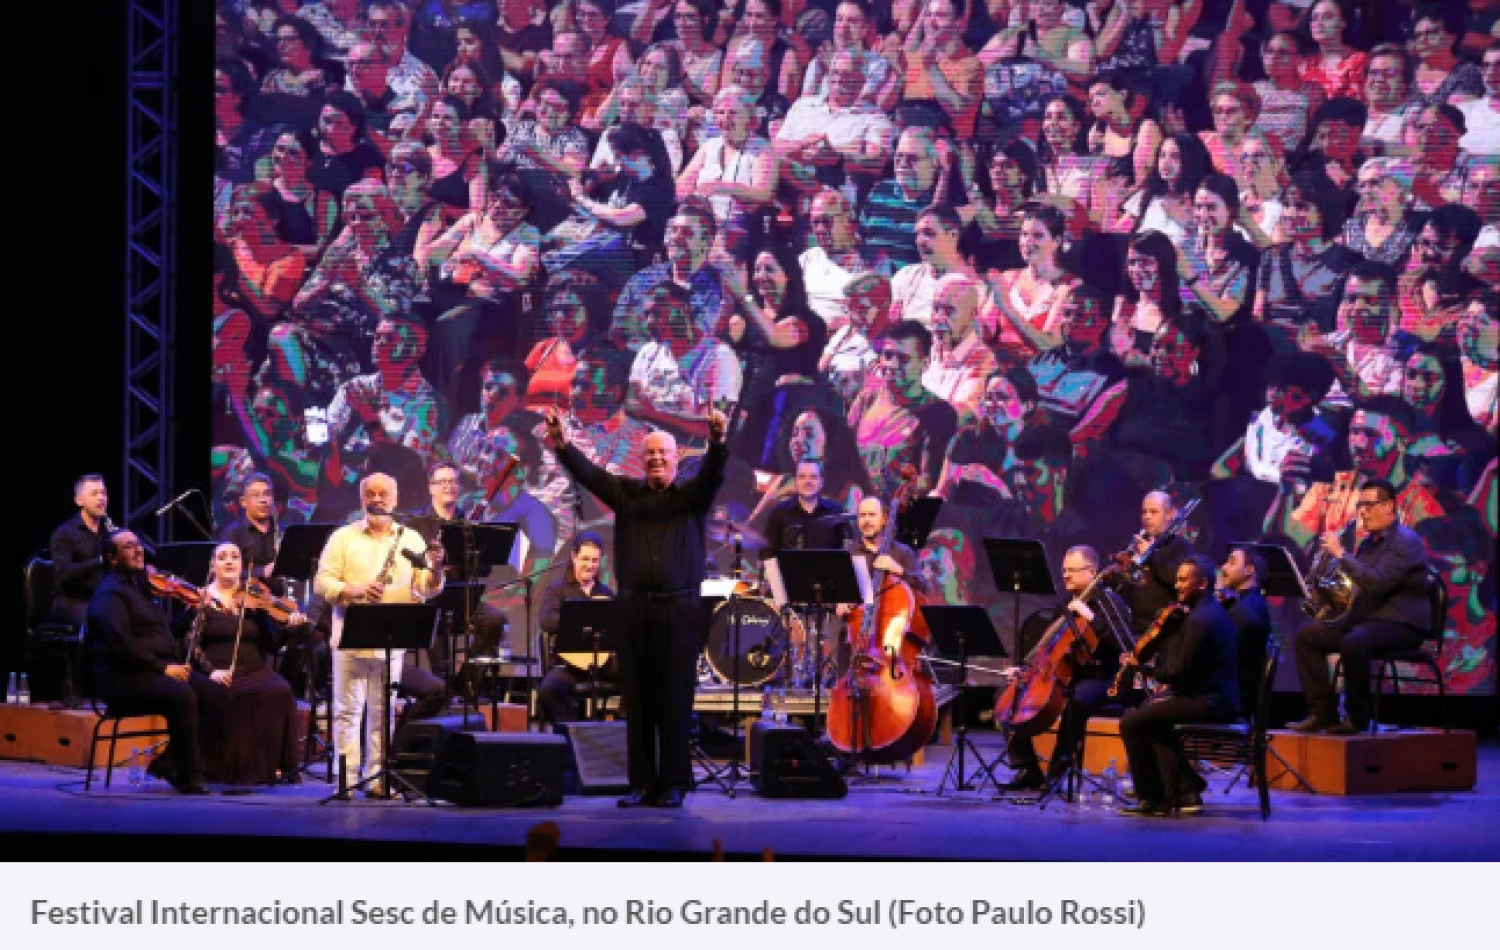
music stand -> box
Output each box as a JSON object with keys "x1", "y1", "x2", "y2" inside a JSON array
[
  {"x1": 774, "y1": 548, "x2": 871, "y2": 766},
  {"x1": 440, "y1": 522, "x2": 517, "y2": 705},
  {"x1": 555, "y1": 598, "x2": 620, "y2": 723},
  {"x1": 428, "y1": 581, "x2": 487, "y2": 726},
  {"x1": 152, "y1": 542, "x2": 217, "y2": 586},
  {"x1": 981, "y1": 538, "x2": 1057, "y2": 771},
  {"x1": 319, "y1": 603, "x2": 440, "y2": 805},
  {"x1": 896, "y1": 497, "x2": 943, "y2": 552},
  {"x1": 922, "y1": 605, "x2": 1009, "y2": 795}
]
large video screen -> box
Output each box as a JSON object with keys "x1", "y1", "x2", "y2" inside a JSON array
[{"x1": 211, "y1": 1, "x2": 1495, "y2": 696}]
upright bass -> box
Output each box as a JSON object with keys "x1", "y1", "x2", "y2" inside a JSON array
[{"x1": 826, "y1": 469, "x2": 938, "y2": 764}]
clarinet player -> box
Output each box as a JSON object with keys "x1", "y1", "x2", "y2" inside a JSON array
[{"x1": 314, "y1": 473, "x2": 444, "y2": 796}]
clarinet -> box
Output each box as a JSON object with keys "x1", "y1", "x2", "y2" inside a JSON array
[{"x1": 366, "y1": 525, "x2": 407, "y2": 602}]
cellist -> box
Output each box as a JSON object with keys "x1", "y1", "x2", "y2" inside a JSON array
[
  {"x1": 1000, "y1": 545, "x2": 1134, "y2": 793},
  {"x1": 833, "y1": 496, "x2": 930, "y2": 665}
]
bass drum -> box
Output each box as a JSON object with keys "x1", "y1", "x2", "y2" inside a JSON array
[{"x1": 704, "y1": 598, "x2": 793, "y2": 686}]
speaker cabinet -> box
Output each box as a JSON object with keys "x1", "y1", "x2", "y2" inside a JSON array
[
  {"x1": 391, "y1": 715, "x2": 468, "y2": 790},
  {"x1": 556, "y1": 721, "x2": 630, "y2": 794},
  {"x1": 426, "y1": 732, "x2": 567, "y2": 807},
  {"x1": 750, "y1": 721, "x2": 846, "y2": 799}
]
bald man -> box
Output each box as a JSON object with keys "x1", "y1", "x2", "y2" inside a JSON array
[
  {"x1": 1119, "y1": 491, "x2": 1194, "y2": 635},
  {"x1": 545, "y1": 407, "x2": 729, "y2": 808},
  {"x1": 922, "y1": 274, "x2": 998, "y2": 422},
  {"x1": 315, "y1": 472, "x2": 445, "y2": 797}
]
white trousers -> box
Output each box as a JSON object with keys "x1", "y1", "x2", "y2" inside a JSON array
[{"x1": 332, "y1": 650, "x2": 403, "y2": 788}]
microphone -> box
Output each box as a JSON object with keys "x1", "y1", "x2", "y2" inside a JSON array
[
  {"x1": 733, "y1": 527, "x2": 743, "y2": 579},
  {"x1": 154, "y1": 489, "x2": 197, "y2": 518},
  {"x1": 401, "y1": 549, "x2": 428, "y2": 570}
]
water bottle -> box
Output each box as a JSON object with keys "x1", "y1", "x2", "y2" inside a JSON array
[
  {"x1": 1119, "y1": 770, "x2": 1135, "y2": 801},
  {"x1": 17, "y1": 674, "x2": 29, "y2": 706},
  {"x1": 1074, "y1": 772, "x2": 1095, "y2": 813},
  {"x1": 760, "y1": 686, "x2": 774, "y2": 721},
  {"x1": 774, "y1": 685, "x2": 788, "y2": 724},
  {"x1": 1101, "y1": 758, "x2": 1119, "y2": 810},
  {"x1": 128, "y1": 748, "x2": 144, "y2": 788},
  {"x1": 497, "y1": 640, "x2": 513, "y2": 663},
  {"x1": 4, "y1": 673, "x2": 15, "y2": 705}
]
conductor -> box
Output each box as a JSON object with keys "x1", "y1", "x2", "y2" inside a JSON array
[{"x1": 544, "y1": 405, "x2": 729, "y2": 809}]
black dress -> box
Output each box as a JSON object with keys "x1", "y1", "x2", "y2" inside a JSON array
[{"x1": 192, "y1": 605, "x2": 300, "y2": 785}]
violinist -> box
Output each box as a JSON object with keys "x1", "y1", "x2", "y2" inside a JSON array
[
  {"x1": 1118, "y1": 554, "x2": 1240, "y2": 818},
  {"x1": 187, "y1": 542, "x2": 306, "y2": 785},
  {"x1": 85, "y1": 530, "x2": 223, "y2": 794},
  {"x1": 1001, "y1": 546, "x2": 1132, "y2": 793},
  {"x1": 1218, "y1": 547, "x2": 1273, "y2": 717},
  {"x1": 1118, "y1": 491, "x2": 1194, "y2": 635}
]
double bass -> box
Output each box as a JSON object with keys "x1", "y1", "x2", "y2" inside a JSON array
[{"x1": 826, "y1": 469, "x2": 938, "y2": 764}]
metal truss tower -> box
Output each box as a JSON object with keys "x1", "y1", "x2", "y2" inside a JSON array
[{"x1": 123, "y1": 0, "x2": 177, "y2": 548}]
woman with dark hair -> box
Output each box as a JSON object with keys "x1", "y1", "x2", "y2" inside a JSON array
[
  {"x1": 718, "y1": 0, "x2": 803, "y2": 99},
  {"x1": 1459, "y1": 290, "x2": 1498, "y2": 434},
  {"x1": 573, "y1": 0, "x2": 635, "y2": 95},
  {"x1": 721, "y1": 239, "x2": 835, "y2": 474},
  {"x1": 932, "y1": 361, "x2": 1042, "y2": 508},
  {"x1": 549, "y1": 120, "x2": 678, "y2": 286},
  {"x1": 1295, "y1": 95, "x2": 1367, "y2": 195},
  {"x1": 223, "y1": 182, "x2": 310, "y2": 320},
  {"x1": 498, "y1": 77, "x2": 593, "y2": 231},
  {"x1": 1109, "y1": 315, "x2": 1217, "y2": 482},
  {"x1": 663, "y1": 0, "x2": 724, "y2": 107},
  {"x1": 261, "y1": 14, "x2": 340, "y2": 104},
  {"x1": 1036, "y1": 94, "x2": 1108, "y2": 226},
  {"x1": 987, "y1": 203, "x2": 1080, "y2": 356},
  {"x1": 1298, "y1": 0, "x2": 1368, "y2": 102},
  {"x1": 962, "y1": 138, "x2": 1039, "y2": 273},
  {"x1": 442, "y1": 58, "x2": 503, "y2": 131},
  {"x1": 1401, "y1": 341, "x2": 1494, "y2": 488},
  {"x1": 1408, "y1": 3, "x2": 1484, "y2": 109},
  {"x1": 266, "y1": 126, "x2": 328, "y2": 250},
  {"x1": 308, "y1": 91, "x2": 385, "y2": 217},
  {"x1": 1086, "y1": 69, "x2": 1163, "y2": 219},
  {"x1": 523, "y1": 271, "x2": 615, "y2": 413},
  {"x1": 1250, "y1": 30, "x2": 1324, "y2": 156},
  {"x1": 1111, "y1": 229, "x2": 1181, "y2": 369},
  {"x1": 1117, "y1": 131, "x2": 1212, "y2": 242},
  {"x1": 453, "y1": 17, "x2": 523, "y2": 119},
  {"x1": 426, "y1": 94, "x2": 490, "y2": 215},
  {"x1": 1252, "y1": 168, "x2": 1361, "y2": 342}
]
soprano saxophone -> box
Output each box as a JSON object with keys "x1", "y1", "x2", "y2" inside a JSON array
[{"x1": 366, "y1": 525, "x2": 407, "y2": 602}]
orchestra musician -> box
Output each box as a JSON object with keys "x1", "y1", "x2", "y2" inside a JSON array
[
  {"x1": 1119, "y1": 491, "x2": 1194, "y2": 633},
  {"x1": 1000, "y1": 545, "x2": 1132, "y2": 792},
  {"x1": 1289, "y1": 479, "x2": 1433, "y2": 735},
  {"x1": 841, "y1": 495, "x2": 930, "y2": 600},
  {"x1": 544, "y1": 406, "x2": 728, "y2": 810},
  {"x1": 219, "y1": 472, "x2": 279, "y2": 584},
  {"x1": 536, "y1": 532, "x2": 615, "y2": 725},
  {"x1": 1217, "y1": 546, "x2": 1274, "y2": 717},
  {"x1": 188, "y1": 541, "x2": 306, "y2": 785},
  {"x1": 1117, "y1": 554, "x2": 1240, "y2": 817},
  {"x1": 86, "y1": 530, "x2": 224, "y2": 794},
  {"x1": 313, "y1": 472, "x2": 444, "y2": 796},
  {"x1": 50, "y1": 473, "x2": 113, "y2": 627},
  {"x1": 762, "y1": 459, "x2": 850, "y2": 555}
]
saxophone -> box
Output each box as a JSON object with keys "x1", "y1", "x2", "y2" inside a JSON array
[
  {"x1": 1302, "y1": 515, "x2": 1360, "y2": 624},
  {"x1": 366, "y1": 525, "x2": 407, "y2": 602}
]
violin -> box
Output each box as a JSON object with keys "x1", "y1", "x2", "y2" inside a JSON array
[
  {"x1": 145, "y1": 566, "x2": 207, "y2": 607},
  {"x1": 241, "y1": 577, "x2": 302, "y2": 624},
  {"x1": 1108, "y1": 603, "x2": 1187, "y2": 698}
]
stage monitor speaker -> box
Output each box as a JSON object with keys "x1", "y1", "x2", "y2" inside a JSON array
[
  {"x1": 426, "y1": 732, "x2": 567, "y2": 807},
  {"x1": 391, "y1": 715, "x2": 469, "y2": 790},
  {"x1": 557, "y1": 721, "x2": 630, "y2": 794},
  {"x1": 750, "y1": 721, "x2": 846, "y2": 799}
]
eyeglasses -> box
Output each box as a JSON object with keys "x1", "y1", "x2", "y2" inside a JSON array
[
  {"x1": 429, "y1": 477, "x2": 459, "y2": 487},
  {"x1": 893, "y1": 153, "x2": 930, "y2": 166},
  {"x1": 1354, "y1": 499, "x2": 1391, "y2": 510},
  {"x1": 387, "y1": 162, "x2": 418, "y2": 176},
  {"x1": 1212, "y1": 105, "x2": 1244, "y2": 117}
]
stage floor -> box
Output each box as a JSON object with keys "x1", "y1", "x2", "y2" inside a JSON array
[{"x1": 3, "y1": 732, "x2": 1497, "y2": 861}]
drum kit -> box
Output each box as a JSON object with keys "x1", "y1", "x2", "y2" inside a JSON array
[{"x1": 699, "y1": 582, "x2": 831, "y2": 690}]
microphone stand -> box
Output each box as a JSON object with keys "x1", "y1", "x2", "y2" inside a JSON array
[
  {"x1": 487, "y1": 561, "x2": 565, "y2": 727},
  {"x1": 161, "y1": 493, "x2": 215, "y2": 542}
]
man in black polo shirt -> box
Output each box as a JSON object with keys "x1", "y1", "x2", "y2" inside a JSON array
[
  {"x1": 219, "y1": 472, "x2": 279, "y2": 584},
  {"x1": 545, "y1": 406, "x2": 728, "y2": 809},
  {"x1": 87, "y1": 531, "x2": 224, "y2": 794},
  {"x1": 763, "y1": 459, "x2": 848, "y2": 557},
  {"x1": 50, "y1": 473, "x2": 113, "y2": 627}
]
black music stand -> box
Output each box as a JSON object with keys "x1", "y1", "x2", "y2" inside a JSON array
[
  {"x1": 428, "y1": 581, "x2": 487, "y2": 726},
  {"x1": 440, "y1": 522, "x2": 517, "y2": 702},
  {"x1": 922, "y1": 605, "x2": 1008, "y2": 795},
  {"x1": 896, "y1": 497, "x2": 942, "y2": 552},
  {"x1": 152, "y1": 542, "x2": 217, "y2": 587},
  {"x1": 981, "y1": 538, "x2": 1057, "y2": 771},
  {"x1": 774, "y1": 548, "x2": 868, "y2": 766},
  {"x1": 319, "y1": 603, "x2": 440, "y2": 805},
  {"x1": 555, "y1": 598, "x2": 620, "y2": 723}
]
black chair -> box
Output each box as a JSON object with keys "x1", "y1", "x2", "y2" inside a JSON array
[
  {"x1": 22, "y1": 552, "x2": 83, "y2": 706},
  {"x1": 79, "y1": 628, "x2": 171, "y2": 791},
  {"x1": 1370, "y1": 564, "x2": 1449, "y2": 732},
  {"x1": 1172, "y1": 635, "x2": 1285, "y2": 821}
]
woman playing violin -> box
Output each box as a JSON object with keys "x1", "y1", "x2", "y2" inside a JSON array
[{"x1": 181, "y1": 542, "x2": 307, "y2": 785}]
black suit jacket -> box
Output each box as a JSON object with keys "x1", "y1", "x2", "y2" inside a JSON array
[
  {"x1": 1122, "y1": 534, "x2": 1192, "y2": 634},
  {"x1": 1340, "y1": 523, "x2": 1430, "y2": 631},
  {"x1": 1227, "y1": 587, "x2": 1273, "y2": 714}
]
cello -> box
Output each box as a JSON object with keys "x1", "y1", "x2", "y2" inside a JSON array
[
  {"x1": 992, "y1": 564, "x2": 1115, "y2": 737},
  {"x1": 826, "y1": 468, "x2": 938, "y2": 764}
]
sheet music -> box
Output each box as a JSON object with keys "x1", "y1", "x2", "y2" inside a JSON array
[
  {"x1": 852, "y1": 556, "x2": 874, "y2": 606},
  {"x1": 508, "y1": 529, "x2": 531, "y2": 572},
  {"x1": 700, "y1": 578, "x2": 741, "y2": 600},
  {"x1": 761, "y1": 558, "x2": 788, "y2": 608}
]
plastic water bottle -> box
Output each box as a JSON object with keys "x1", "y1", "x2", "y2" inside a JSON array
[
  {"x1": 17, "y1": 674, "x2": 29, "y2": 706},
  {"x1": 774, "y1": 685, "x2": 788, "y2": 724},
  {"x1": 497, "y1": 641, "x2": 513, "y2": 663},
  {"x1": 1101, "y1": 758, "x2": 1120, "y2": 810},
  {"x1": 128, "y1": 748, "x2": 144, "y2": 788},
  {"x1": 4, "y1": 673, "x2": 16, "y2": 705},
  {"x1": 1074, "y1": 772, "x2": 1095, "y2": 812},
  {"x1": 760, "y1": 686, "x2": 774, "y2": 721}
]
